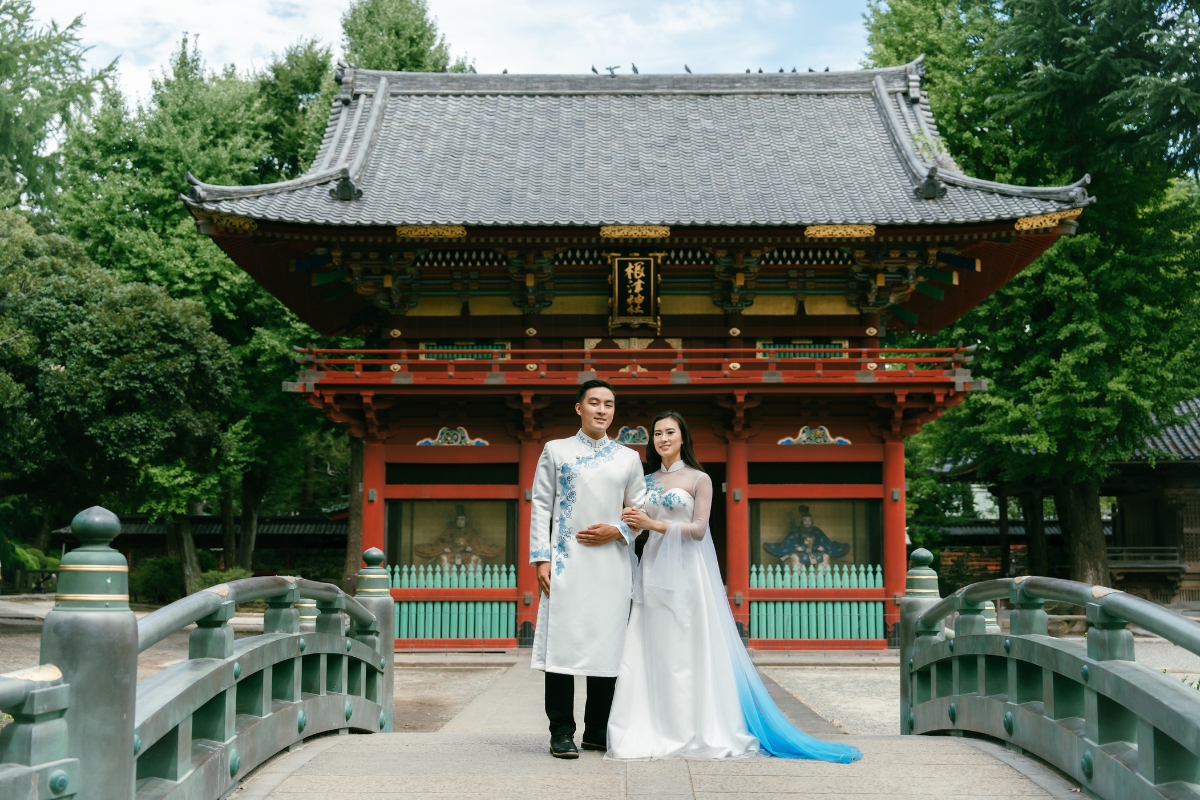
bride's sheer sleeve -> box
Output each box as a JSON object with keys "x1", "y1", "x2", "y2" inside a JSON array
[{"x1": 665, "y1": 471, "x2": 711, "y2": 541}]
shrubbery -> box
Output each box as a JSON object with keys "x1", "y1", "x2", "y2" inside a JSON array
[{"x1": 130, "y1": 557, "x2": 184, "y2": 603}]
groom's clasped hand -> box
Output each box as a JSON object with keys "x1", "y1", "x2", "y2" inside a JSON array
[{"x1": 574, "y1": 523, "x2": 624, "y2": 546}]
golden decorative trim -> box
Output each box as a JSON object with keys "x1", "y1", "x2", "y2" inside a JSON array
[
  {"x1": 206, "y1": 585, "x2": 231, "y2": 597},
  {"x1": 599, "y1": 225, "x2": 670, "y2": 239},
  {"x1": 805, "y1": 224, "x2": 876, "y2": 239},
  {"x1": 56, "y1": 594, "x2": 130, "y2": 602},
  {"x1": 209, "y1": 213, "x2": 258, "y2": 232},
  {"x1": 1014, "y1": 208, "x2": 1082, "y2": 231},
  {"x1": 58, "y1": 564, "x2": 129, "y2": 573},
  {"x1": 395, "y1": 225, "x2": 467, "y2": 239},
  {"x1": 1013, "y1": 575, "x2": 1029, "y2": 584},
  {"x1": 1091, "y1": 585, "x2": 1118, "y2": 599},
  {"x1": 354, "y1": 588, "x2": 392, "y2": 595}
]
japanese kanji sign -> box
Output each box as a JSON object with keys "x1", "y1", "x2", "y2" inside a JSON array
[{"x1": 607, "y1": 253, "x2": 661, "y2": 333}]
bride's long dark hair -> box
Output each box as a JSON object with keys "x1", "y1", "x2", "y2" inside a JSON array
[{"x1": 645, "y1": 410, "x2": 704, "y2": 473}]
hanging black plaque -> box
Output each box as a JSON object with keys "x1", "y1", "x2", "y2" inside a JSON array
[{"x1": 607, "y1": 253, "x2": 662, "y2": 334}]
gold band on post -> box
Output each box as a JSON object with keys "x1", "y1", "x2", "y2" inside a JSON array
[
  {"x1": 57, "y1": 564, "x2": 129, "y2": 573},
  {"x1": 55, "y1": 594, "x2": 130, "y2": 602}
]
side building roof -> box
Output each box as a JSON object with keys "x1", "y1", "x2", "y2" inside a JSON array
[
  {"x1": 182, "y1": 57, "x2": 1092, "y2": 229},
  {"x1": 1136, "y1": 399, "x2": 1200, "y2": 461}
]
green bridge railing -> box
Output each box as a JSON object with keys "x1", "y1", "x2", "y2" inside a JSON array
[
  {"x1": 0, "y1": 507, "x2": 394, "y2": 800},
  {"x1": 900, "y1": 548, "x2": 1200, "y2": 800}
]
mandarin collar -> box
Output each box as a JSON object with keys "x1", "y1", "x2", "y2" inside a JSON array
[
  {"x1": 576, "y1": 429, "x2": 610, "y2": 450},
  {"x1": 661, "y1": 459, "x2": 687, "y2": 473}
]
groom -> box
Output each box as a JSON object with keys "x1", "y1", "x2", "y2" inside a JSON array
[{"x1": 529, "y1": 379, "x2": 648, "y2": 758}]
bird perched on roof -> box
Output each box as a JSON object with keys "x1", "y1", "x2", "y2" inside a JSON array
[
  {"x1": 605, "y1": 65, "x2": 620, "y2": 76},
  {"x1": 631, "y1": 63, "x2": 638, "y2": 74},
  {"x1": 591, "y1": 65, "x2": 598, "y2": 74},
  {"x1": 684, "y1": 64, "x2": 692, "y2": 73}
]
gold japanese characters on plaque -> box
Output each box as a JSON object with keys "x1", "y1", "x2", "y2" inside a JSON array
[{"x1": 606, "y1": 252, "x2": 662, "y2": 334}]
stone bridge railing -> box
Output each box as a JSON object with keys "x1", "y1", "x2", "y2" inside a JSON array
[
  {"x1": 0, "y1": 507, "x2": 394, "y2": 800},
  {"x1": 900, "y1": 548, "x2": 1200, "y2": 800}
]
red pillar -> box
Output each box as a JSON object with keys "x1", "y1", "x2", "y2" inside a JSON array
[
  {"x1": 516, "y1": 436, "x2": 542, "y2": 634},
  {"x1": 882, "y1": 439, "x2": 907, "y2": 638},
  {"x1": 726, "y1": 436, "x2": 750, "y2": 631},
  {"x1": 362, "y1": 440, "x2": 386, "y2": 555}
]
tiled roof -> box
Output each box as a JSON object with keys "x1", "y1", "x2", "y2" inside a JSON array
[
  {"x1": 1137, "y1": 399, "x2": 1200, "y2": 460},
  {"x1": 940, "y1": 520, "x2": 1112, "y2": 537},
  {"x1": 183, "y1": 58, "x2": 1092, "y2": 228}
]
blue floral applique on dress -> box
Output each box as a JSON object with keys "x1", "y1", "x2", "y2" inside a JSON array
[{"x1": 644, "y1": 474, "x2": 678, "y2": 511}]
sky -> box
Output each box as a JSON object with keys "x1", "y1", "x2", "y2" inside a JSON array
[{"x1": 30, "y1": 0, "x2": 871, "y2": 103}]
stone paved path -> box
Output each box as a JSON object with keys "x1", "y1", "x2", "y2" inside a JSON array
[{"x1": 232, "y1": 661, "x2": 1079, "y2": 800}]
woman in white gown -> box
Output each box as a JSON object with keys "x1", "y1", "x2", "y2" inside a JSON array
[{"x1": 607, "y1": 411, "x2": 862, "y2": 763}]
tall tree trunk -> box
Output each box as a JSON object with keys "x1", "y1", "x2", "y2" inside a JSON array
[
  {"x1": 32, "y1": 509, "x2": 52, "y2": 553},
  {"x1": 175, "y1": 517, "x2": 203, "y2": 595},
  {"x1": 165, "y1": 520, "x2": 181, "y2": 560},
  {"x1": 342, "y1": 435, "x2": 365, "y2": 592},
  {"x1": 301, "y1": 449, "x2": 316, "y2": 513},
  {"x1": 238, "y1": 465, "x2": 270, "y2": 573},
  {"x1": 1020, "y1": 490, "x2": 1048, "y2": 576},
  {"x1": 220, "y1": 479, "x2": 237, "y2": 569},
  {"x1": 1057, "y1": 480, "x2": 1109, "y2": 586},
  {"x1": 998, "y1": 490, "x2": 1010, "y2": 578}
]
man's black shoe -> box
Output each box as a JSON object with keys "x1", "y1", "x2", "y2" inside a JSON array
[
  {"x1": 550, "y1": 734, "x2": 579, "y2": 759},
  {"x1": 580, "y1": 741, "x2": 606, "y2": 752}
]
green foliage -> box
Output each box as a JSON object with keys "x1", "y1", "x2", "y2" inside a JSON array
[
  {"x1": 198, "y1": 566, "x2": 252, "y2": 589},
  {"x1": 341, "y1": 0, "x2": 470, "y2": 72},
  {"x1": 0, "y1": 0, "x2": 110, "y2": 212},
  {"x1": 0, "y1": 210, "x2": 235, "y2": 515},
  {"x1": 906, "y1": 434, "x2": 979, "y2": 547},
  {"x1": 129, "y1": 556, "x2": 183, "y2": 603},
  {"x1": 256, "y1": 39, "x2": 333, "y2": 180},
  {"x1": 9, "y1": 543, "x2": 39, "y2": 570}
]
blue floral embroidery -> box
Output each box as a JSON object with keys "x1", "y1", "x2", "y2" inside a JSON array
[
  {"x1": 553, "y1": 440, "x2": 621, "y2": 575},
  {"x1": 530, "y1": 548, "x2": 551, "y2": 561},
  {"x1": 644, "y1": 474, "x2": 677, "y2": 510}
]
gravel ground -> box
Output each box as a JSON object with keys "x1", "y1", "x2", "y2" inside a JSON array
[
  {"x1": 392, "y1": 667, "x2": 506, "y2": 732},
  {"x1": 761, "y1": 667, "x2": 899, "y2": 736}
]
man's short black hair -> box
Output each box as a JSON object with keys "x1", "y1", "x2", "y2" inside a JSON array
[{"x1": 576, "y1": 379, "x2": 616, "y2": 405}]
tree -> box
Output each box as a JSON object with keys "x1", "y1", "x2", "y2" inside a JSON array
[
  {"x1": 256, "y1": 38, "x2": 332, "y2": 181},
  {"x1": 865, "y1": 0, "x2": 1200, "y2": 584},
  {"x1": 0, "y1": 0, "x2": 110, "y2": 214},
  {"x1": 341, "y1": 0, "x2": 470, "y2": 73},
  {"x1": 55, "y1": 38, "x2": 337, "y2": 575},
  {"x1": 0, "y1": 209, "x2": 236, "y2": 590}
]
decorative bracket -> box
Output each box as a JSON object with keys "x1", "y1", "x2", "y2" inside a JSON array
[
  {"x1": 508, "y1": 252, "x2": 555, "y2": 313},
  {"x1": 710, "y1": 250, "x2": 761, "y2": 313}
]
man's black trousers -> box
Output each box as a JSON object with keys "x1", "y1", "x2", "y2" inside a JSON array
[{"x1": 545, "y1": 670, "x2": 616, "y2": 745}]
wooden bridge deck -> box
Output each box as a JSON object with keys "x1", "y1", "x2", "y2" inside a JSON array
[{"x1": 231, "y1": 663, "x2": 1077, "y2": 800}]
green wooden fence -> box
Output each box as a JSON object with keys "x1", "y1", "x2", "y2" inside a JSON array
[
  {"x1": 750, "y1": 600, "x2": 885, "y2": 639},
  {"x1": 750, "y1": 562, "x2": 882, "y2": 589},
  {"x1": 394, "y1": 601, "x2": 516, "y2": 639},
  {"x1": 389, "y1": 563, "x2": 516, "y2": 589}
]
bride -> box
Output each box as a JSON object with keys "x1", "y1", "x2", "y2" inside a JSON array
[{"x1": 607, "y1": 410, "x2": 863, "y2": 762}]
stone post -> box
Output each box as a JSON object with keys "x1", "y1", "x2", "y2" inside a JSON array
[
  {"x1": 1008, "y1": 577, "x2": 1048, "y2": 636},
  {"x1": 1086, "y1": 593, "x2": 1134, "y2": 662},
  {"x1": 899, "y1": 548, "x2": 942, "y2": 735},
  {"x1": 0, "y1": 664, "x2": 77, "y2": 797},
  {"x1": 354, "y1": 548, "x2": 395, "y2": 732},
  {"x1": 39, "y1": 507, "x2": 137, "y2": 800}
]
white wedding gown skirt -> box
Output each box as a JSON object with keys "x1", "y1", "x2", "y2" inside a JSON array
[
  {"x1": 607, "y1": 522, "x2": 758, "y2": 759},
  {"x1": 607, "y1": 463, "x2": 862, "y2": 763}
]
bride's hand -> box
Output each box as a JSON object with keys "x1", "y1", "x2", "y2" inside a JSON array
[{"x1": 622, "y1": 507, "x2": 654, "y2": 531}]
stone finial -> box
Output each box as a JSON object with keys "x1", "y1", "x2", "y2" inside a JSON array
[
  {"x1": 905, "y1": 548, "x2": 940, "y2": 598},
  {"x1": 57, "y1": 506, "x2": 129, "y2": 609},
  {"x1": 355, "y1": 548, "x2": 391, "y2": 596},
  {"x1": 70, "y1": 506, "x2": 121, "y2": 548}
]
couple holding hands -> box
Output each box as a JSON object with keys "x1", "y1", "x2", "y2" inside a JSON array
[{"x1": 529, "y1": 379, "x2": 862, "y2": 763}]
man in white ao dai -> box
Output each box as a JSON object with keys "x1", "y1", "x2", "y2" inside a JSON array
[{"x1": 529, "y1": 380, "x2": 647, "y2": 759}]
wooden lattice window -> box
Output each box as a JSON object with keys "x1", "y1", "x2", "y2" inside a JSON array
[
  {"x1": 1182, "y1": 499, "x2": 1200, "y2": 563},
  {"x1": 756, "y1": 338, "x2": 849, "y2": 359},
  {"x1": 418, "y1": 341, "x2": 510, "y2": 361}
]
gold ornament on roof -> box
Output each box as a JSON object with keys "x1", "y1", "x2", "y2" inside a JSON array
[
  {"x1": 395, "y1": 225, "x2": 468, "y2": 239},
  {"x1": 804, "y1": 224, "x2": 876, "y2": 239},
  {"x1": 599, "y1": 225, "x2": 671, "y2": 239},
  {"x1": 1013, "y1": 208, "x2": 1083, "y2": 231},
  {"x1": 208, "y1": 213, "x2": 258, "y2": 232}
]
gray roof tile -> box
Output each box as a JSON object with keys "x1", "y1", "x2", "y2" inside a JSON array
[{"x1": 184, "y1": 59, "x2": 1092, "y2": 228}]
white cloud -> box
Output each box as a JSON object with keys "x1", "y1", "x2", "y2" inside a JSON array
[{"x1": 30, "y1": 0, "x2": 868, "y2": 103}]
